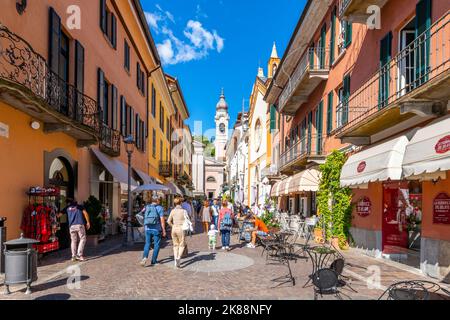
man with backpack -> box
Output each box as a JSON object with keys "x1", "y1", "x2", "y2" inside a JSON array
[
  {"x1": 217, "y1": 199, "x2": 234, "y2": 251},
  {"x1": 140, "y1": 195, "x2": 166, "y2": 266}
]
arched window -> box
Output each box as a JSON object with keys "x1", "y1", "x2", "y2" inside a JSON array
[
  {"x1": 272, "y1": 63, "x2": 278, "y2": 76},
  {"x1": 254, "y1": 119, "x2": 262, "y2": 151},
  {"x1": 207, "y1": 176, "x2": 216, "y2": 183}
]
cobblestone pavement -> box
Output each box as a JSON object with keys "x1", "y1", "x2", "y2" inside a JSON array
[{"x1": 1, "y1": 219, "x2": 449, "y2": 300}]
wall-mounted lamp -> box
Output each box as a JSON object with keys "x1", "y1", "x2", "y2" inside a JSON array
[
  {"x1": 30, "y1": 121, "x2": 40, "y2": 130},
  {"x1": 16, "y1": 0, "x2": 27, "y2": 15}
]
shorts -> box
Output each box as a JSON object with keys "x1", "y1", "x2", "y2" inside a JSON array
[
  {"x1": 256, "y1": 231, "x2": 268, "y2": 237},
  {"x1": 209, "y1": 238, "x2": 217, "y2": 246}
]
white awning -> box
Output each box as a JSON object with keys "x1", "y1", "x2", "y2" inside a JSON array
[
  {"x1": 288, "y1": 168, "x2": 321, "y2": 193},
  {"x1": 271, "y1": 181, "x2": 282, "y2": 197},
  {"x1": 277, "y1": 177, "x2": 293, "y2": 196},
  {"x1": 341, "y1": 136, "x2": 409, "y2": 188},
  {"x1": 403, "y1": 116, "x2": 450, "y2": 179},
  {"x1": 91, "y1": 147, "x2": 138, "y2": 186}
]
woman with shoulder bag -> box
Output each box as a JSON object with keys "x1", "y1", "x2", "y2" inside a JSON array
[
  {"x1": 167, "y1": 197, "x2": 189, "y2": 268},
  {"x1": 218, "y1": 199, "x2": 234, "y2": 251}
]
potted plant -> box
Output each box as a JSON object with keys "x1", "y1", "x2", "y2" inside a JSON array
[
  {"x1": 83, "y1": 196, "x2": 104, "y2": 247},
  {"x1": 314, "y1": 227, "x2": 325, "y2": 244}
]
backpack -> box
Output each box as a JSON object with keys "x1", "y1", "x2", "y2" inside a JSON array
[
  {"x1": 144, "y1": 205, "x2": 159, "y2": 226},
  {"x1": 220, "y1": 211, "x2": 233, "y2": 231}
]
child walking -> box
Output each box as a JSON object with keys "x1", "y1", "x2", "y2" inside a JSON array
[{"x1": 208, "y1": 224, "x2": 219, "y2": 251}]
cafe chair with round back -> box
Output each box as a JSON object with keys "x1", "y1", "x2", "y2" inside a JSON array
[
  {"x1": 312, "y1": 268, "x2": 342, "y2": 300},
  {"x1": 330, "y1": 258, "x2": 358, "y2": 293},
  {"x1": 379, "y1": 280, "x2": 450, "y2": 300}
]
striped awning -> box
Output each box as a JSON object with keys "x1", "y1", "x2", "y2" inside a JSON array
[{"x1": 287, "y1": 169, "x2": 321, "y2": 193}]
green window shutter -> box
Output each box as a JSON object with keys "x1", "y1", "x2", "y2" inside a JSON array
[
  {"x1": 379, "y1": 32, "x2": 392, "y2": 109},
  {"x1": 309, "y1": 44, "x2": 315, "y2": 69},
  {"x1": 320, "y1": 24, "x2": 326, "y2": 69},
  {"x1": 415, "y1": 0, "x2": 432, "y2": 85},
  {"x1": 327, "y1": 91, "x2": 333, "y2": 134},
  {"x1": 270, "y1": 105, "x2": 276, "y2": 131},
  {"x1": 343, "y1": 75, "x2": 351, "y2": 124},
  {"x1": 345, "y1": 21, "x2": 352, "y2": 48},
  {"x1": 307, "y1": 111, "x2": 313, "y2": 153},
  {"x1": 330, "y1": 7, "x2": 336, "y2": 64},
  {"x1": 316, "y1": 101, "x2": 323, "y2": 154}
]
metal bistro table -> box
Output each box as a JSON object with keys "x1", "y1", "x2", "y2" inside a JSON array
[{"x1": 303, "y1": 245, "x2": 338, "y2": 288}]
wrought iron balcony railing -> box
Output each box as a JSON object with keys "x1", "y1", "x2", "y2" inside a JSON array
[
  {"x1": 332, "y1": 12, "x2": 449, "y2": 135},
  {"x1": 279, "y1": 47, "x2": 330, "y2": 112},
  {"x1": 279, "y1": 134, "x2": 325, "y2": 170},
  {"x1": 159, "y1": 161, "x2": 172, "y2": 177},
  {"x1": 0, "y1": 23, "x2": 102, "y2": 137},
  {"x1": 99, "y1": 124, "x2": 121, "y2": 157}
]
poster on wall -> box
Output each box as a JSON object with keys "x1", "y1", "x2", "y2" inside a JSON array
[
  {"x1": 433, "y1": 193, "x2": 450, "y2": 224},
  {"x1": 356, "y1": 197, "x2": 371, "y2": 217}
]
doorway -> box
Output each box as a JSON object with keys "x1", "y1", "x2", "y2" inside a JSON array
[{"x1": 398, "y1": 18, "x2": 416, "y2": 97}]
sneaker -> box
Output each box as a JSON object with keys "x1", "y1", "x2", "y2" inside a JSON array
[
  {"x1": 71, "y1": 256, "x2": 77, "y2": 262},
  {"x1": 176, "y1": 259, "x2": 181, "y2": 268},
  {"x1": 77, "y1": 256, "x2": 86, "y2": 261},
  {"x1": 221, "y1": 247, "x2": 226, "y2": 250},
  {"x1": 140, "y1": 258, "x2": 147, "y2": 267},
  {"x1": 248, "y1": 244, "x2": 256, "y2": 249}
]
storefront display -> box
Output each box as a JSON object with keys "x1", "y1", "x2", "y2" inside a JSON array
[{"x1": 21, "y1": 187, "x2": 60, "y2": 254}]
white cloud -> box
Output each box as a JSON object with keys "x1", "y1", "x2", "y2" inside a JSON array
[{"x1": 145, "y1": 8, "x2": 224, "y2": 65}]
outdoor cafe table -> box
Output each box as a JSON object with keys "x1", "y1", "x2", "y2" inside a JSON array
[{"x1": 303, "y1": 245, "x2": 337, "y2": 288}]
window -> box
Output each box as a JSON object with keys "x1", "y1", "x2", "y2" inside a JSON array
[
  {"x1": 152, "y1": 129, "x2": 156, "y2": 158},
  {"x1": 336, "y1": 87, "x2": 344, "y2": 128},
  {"x1": 159, "y1": 103, "x2": 164, "y2": 132},
  {"x1": 120, "y1": 96, "x2": 126, "y2": 135},
  {"x1": 124, "y1": 40, "x2": 130, "y2": 72},
  {"x1": 336, "y1": 75, "x2": 350, "y2": 128},
  {"x1": 136, "y1": 63, "x2": 145, "y2": 94},
  {"x1": 338, "y1": 19, "x2": 352, "y2": 54},
  {"x1": 316, "y1": 101, "x2": 323, "y2": 154},
  {"x1": 327, "y1": 91, "x2": 334, "y2": 135},
  {"x1": 160, "y1": 140, "x2": 163, "y2": 160},
  {"x1": 166, "y1": 118, "x2": 170, "y2": 140},
  {"x1": 100, "y1": 0, "x2": 116, "y2": 49},
  {"x1": 135, "y1": 113, "x2": 140, "y2": 150},
  {"x1": 330, "y1": 7, "x2": 337, "y2": 64},
  {"x1": 151, "y1": 84, "x2": 156, "y2": 117},
  {"x1": 270, "y1": 105, "x2": 277, "y2": 132}
]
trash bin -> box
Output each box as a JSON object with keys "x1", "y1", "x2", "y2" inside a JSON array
[
  {"x1": 0, "y1": 217, "x2": 6, "y2": 274},
  {"x1": 3, "y1": 233, "x2": 39, "y2": 295}
]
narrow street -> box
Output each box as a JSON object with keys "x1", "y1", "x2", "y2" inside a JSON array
[{"x1": 1, "y1": 219, "x2": 447, "y2": 300}]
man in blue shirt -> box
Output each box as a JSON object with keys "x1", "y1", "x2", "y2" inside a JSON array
[
  {"x1": 140, "y1": 196, "x2": 166, "y2": 266},
  {"x1": 60, "y1": 198, "x2": 91, "y2": 262}
]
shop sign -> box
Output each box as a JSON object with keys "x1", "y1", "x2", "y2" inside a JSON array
[
  {"x1": 0, "y1": 122, "x2": 9, "y2": 138},
  {"x1": 433, "y1": 193, "x2": 450, "y2": 224},
  {"x1": 356, "y1": 197, "x2": 371, "y2": 217},
  {"x1": 435, "y1": 135, "x2": 450, "y2": 154},
  {"x1": 357, "y1": 161, "x2": 366, "y2": 173}
]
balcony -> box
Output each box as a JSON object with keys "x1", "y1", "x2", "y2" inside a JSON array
[
  {"x1": 333, "y1": 13, "x2": 450, "y2": 145},
  {"x1": 279, "y1": 135, "x2": 326, "y2": 175},
  {"x1": 159, "y1": 161, "x2": 172, "y2": 177},
  {"x1": 279, "y1": 47, "x2": 330, "y2": 116},
  {"x1": 0, "y1": 24, "x2": 101, "y2": 145},
  {"x1": 261, "y1": 165, "x2": 279, "y2": 178},
  {"x1": 99, "y1": 124, "x2": 121, "y2": 157},
  {"x1": 339, "y1": 0, "x2": 388, "y2": 23}
]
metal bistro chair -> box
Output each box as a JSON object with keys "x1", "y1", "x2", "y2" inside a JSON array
[
  {"x1": 379, "y1": 280, "x2": 450, "y2": 300},
  {"x1": 312, "y1": 268, "x2": 342, "y2": 300},
  {"x1": 267, "y1": 232, "x2": 297, "y2": 288}
]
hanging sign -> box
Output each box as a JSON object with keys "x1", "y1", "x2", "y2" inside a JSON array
[
  {"x1": 356, "y1": 196, "x2": 371, "y2": 217},
  {"x1": 433, "y1": 193, "x2": 450, "y2": 224},
  {"x1": 435, "y1": 136, "x2": 450, "y2": 154}
]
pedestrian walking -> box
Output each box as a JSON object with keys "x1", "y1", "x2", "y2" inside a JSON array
[
  {"x1": 201, "y1": 200, "x2": 212, "y2": 233},
  {"x1": 167, "y1": 197, "x2": 189, "y2": 268},
  {"x1": 60, "y1": 198, "x2": 91, "y2": 262},
  {"x1": 208, "y1": 224, "x2": 219, "y2": 251},
  {"x1": 140, "y1": 195, "x2": 166, "y2": 267},
  {"x1": 211, "y1": 199, "x2": 220, "y2": 229},
  {"x1": 218, "y1": 199, "x2": 234, "y2": 251}
]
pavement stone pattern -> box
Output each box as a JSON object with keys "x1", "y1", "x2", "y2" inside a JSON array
[{"x1": 0, "y1": 218, "x2": 448, "y2": 300}]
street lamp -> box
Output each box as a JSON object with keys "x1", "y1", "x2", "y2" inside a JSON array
[{"x1": 123, "y1": 135, "x2": 135, "y2": 246}]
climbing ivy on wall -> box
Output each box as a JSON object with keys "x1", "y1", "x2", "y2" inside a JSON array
[{"x1": 317, "y1": 150, "x2": 353, "y2": 248}]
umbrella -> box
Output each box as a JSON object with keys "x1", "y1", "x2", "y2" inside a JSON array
[{"x1": 132, "y1": 184, "x2": 170, "y2": 193}]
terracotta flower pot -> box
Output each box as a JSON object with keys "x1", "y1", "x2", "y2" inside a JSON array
[
  {"x1": 331, "y1": 237, "x2": 340, "y2": 249},
  {"x1": 314, "y1": 228, "x2": 324, "y2": 244}
]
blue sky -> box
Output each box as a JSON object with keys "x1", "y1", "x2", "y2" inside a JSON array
[{"x1": 141, "y1": 0, "x2": 307, "y2": 138}]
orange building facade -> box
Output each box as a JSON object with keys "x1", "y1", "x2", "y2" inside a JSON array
[
  {"x1": 266, "y1": 0, "x2": 449, "y2": 280},
  {"x1": 0, "y1": 0, "x2": 179, "y2": 243}
]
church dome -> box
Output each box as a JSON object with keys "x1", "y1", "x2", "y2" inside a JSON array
[{"x1": 216, "y1": 88, "x2": 228, "y2": 110}]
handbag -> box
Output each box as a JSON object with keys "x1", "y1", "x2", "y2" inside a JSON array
[{"x1": 182, "y1": 211, "x2": 193, "y2": 232}]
